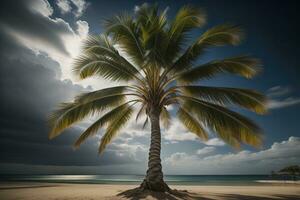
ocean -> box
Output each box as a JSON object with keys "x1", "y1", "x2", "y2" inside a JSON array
[{"x1": 0, "y1": 174, "x2": 291, "y2": 186}]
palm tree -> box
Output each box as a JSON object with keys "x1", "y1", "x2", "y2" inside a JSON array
[{"x1": 49, "y1": 4, "x2": 267, "y2": 192}]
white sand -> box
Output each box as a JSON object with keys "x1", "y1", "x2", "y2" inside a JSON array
[{"x1": 0, "y1": 182, "x2": 299, "y2": 199}]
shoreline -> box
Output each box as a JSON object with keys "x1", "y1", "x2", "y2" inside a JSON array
[
  {"x1": 256, "y1": 180, "x2": 300, "y2": 184},
  {"x1": 2, "y1": 174, "x2": 299, "y2": 186},
  {"x1": 0, "y1": 182, "x2": 299, "y2": 200},
  {"x1": 1, "y1": 179, "x2": 300, "y2": 185}
]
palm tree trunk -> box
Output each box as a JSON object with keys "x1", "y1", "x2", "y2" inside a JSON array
[{"x1": 140, "y1": 108, "x2": 170, "y2": 192}]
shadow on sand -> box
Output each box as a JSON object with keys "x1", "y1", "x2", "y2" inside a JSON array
[{"x1": 117, "y1": 187, "x2": 300, "y2": 200}]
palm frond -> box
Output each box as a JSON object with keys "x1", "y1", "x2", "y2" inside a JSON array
[
  {"x1": 98, "y1": 105, "x2": 134, "y2": 154},
  {"x1": 169, "y1": 25, "x2": 244, "y2": 74},
  {"x1": 48, "y1": 94, "x2": 126, "y2": 139},
  {"x1": 164, "y1": 5, "x2": 206, "y2": 62},
  {"x1": 179, "y1": 96, "x2": 262, "y2": 148},
  {"x1": 104, "y1": 13, "x2": 144, "y2": 66},
  {"x1": 133, "y1": 3, "x2": 170, "y2": 68},
  {"x1": 82, "y1": 34, "x2": 117, "y2": 55},
  {"x1": 177, "y1": 107, "x2": 208, "y2": 140},
  {"x1": 160, "y1": 106, "x2": 171, "y2": 129},
  {"x1": 170, "y1": 5, "x2": 206, "y2": 33},
  {"x1": 74, "y1": 102, "x2": 133, "y2": 148},
  {"x1": 136, "y1": 3, "x2": 167, "y2": 43},
  {"x1": 73, "y1": 55, "x2": 138, "y2": 81},
  {"x1": 177, "y1": 56, "x2": 261, "y2": 83},
  {"x1": 136, "y1": 103, "x2": 146, "y2": 122},
  {"x1": 180, "y1": 86, "x2": 267, "y2": 114},
  {"x1": 142, "y1": 117, "x2": 149, "y2": 129},
  {"x1": 198, "y1": 24, "x2": 244, "y2": 46},
  {"x1": 81, "y1": 34, "x2": 142, "y2": 78},
  {"x1": 74, "y1": 86, "x2": 127, "y2": 103}
]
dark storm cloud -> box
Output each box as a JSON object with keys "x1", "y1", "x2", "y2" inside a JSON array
[
  {"x1": 0, "y1": 29, "x2": 140, "y2": 167},
  {"x1": 0, "y1": 0, "x2": 73, "y2": 55}
]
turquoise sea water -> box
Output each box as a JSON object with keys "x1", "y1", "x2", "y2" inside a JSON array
[{"x1": 0, "y1": 174, "x2": 290, "y2": 186}]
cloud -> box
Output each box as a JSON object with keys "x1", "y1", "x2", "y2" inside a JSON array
[
  {"x1": 0, "y1": 0, "x2": 73, "y2": 56},
  {"x1": 0, "y1": 33, "x2": 141, "y2": 167},
  {"x1": 203, "y1": 138, "x2": 225, "y2": 146},
  {"x1": 0, "y1": 0, "x2": 113, "y2": 89},
  {"x1": 196, "y1": 147, "x2": 216, "y2": 156},
  {"x1": 0, "y1": 2, "x2": 140, "y2": 170},
  {"x1": 165, "y1": 137, "x2": 300, "y2": 174},
  {"x1": 163, "y1": 118, "x2": 226, "y2": 148},
  {"x1": 56, "y1": 0, "x2": 72, "y2": 14},
  {"x1": 30, "y1": 0, "x2": 54, "y2": 17},
  {"x1": 164, "y1": 119, "x2": 198, "y2": 141},
  {"x1": 267, "y1": 86, "x2": 291, "y2": 97},
  {"x1": 108, "y1": 142, "x2": 147, "y2": 162},
  {"x1": 134, "y1": 5, "x2": 141, "y2": 13},
  {"x1": 268, "y1": 98, "x2": 300, "y2": 109},
  {"x1": 71, "y1": 0, "x2": 89, "y2": 17},
  {"x1": 266, "y1": 86, "x2": 300, "y2": 109},
  {"x1": 0, "y1": 1, "x2": 147, "y2": 173},
  {"x1": 56, "y1": 0, "x2": 88, "y2": 17},
  {"x1": 76, "y1": 20, "x2": 89, "y2": 38}
]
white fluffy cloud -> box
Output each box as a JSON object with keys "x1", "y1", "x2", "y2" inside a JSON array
[
  {"x1": 56, "y1": 0, "x2": 88, "y2": 17},
  {"x1": 3, "y1": 0, "x2": 114, "y2": 89},
  {"x1": 56, "y1": 0, "x2": 72, "y2": 14},
  {"x1": 13, "y1": 18, "x2": 91, "y2": 85},
  {"x1": 108, "y1": 142, "x2": 147, "y2": 162},
  {"x1": 76, "y1": 20, "x2": 89, "y2": 38},
  {"x1": 203, "y1": 138, "x2": 225, "y2": 146},
  {"x1": 71, "y1": 0, "x2": 88, "y2": 17},
  {"x1": 165, "y1": 137, "x2": 300, "y2": 174},
  {"x1": 30, "y1": 0, "x2": 54, "y2": 17},
  {"x1": 164, "y1": 118, "x2": 198, "y2": 141},
  {"x1": 196, "y1": 146, "x2": 216, "y2": 156},
  {"x1": 163, "y1": 118, "x2": 226, "y2": 148}
]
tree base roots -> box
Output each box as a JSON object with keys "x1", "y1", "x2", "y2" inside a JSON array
[{"x1": 140, "y1": 179, "x2": 171, "y2": 192}]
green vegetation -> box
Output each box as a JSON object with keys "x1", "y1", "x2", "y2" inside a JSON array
[
  {"x1": 278, "y1": 165, "x2": 300, "y2": 180},
  {"x1": 49, "y1": 4, "x2": 267, "y2": 192}
]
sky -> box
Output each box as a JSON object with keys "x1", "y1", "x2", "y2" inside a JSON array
[{"x1": 0, "y1": 0, "x2": 299, "y2": 175}]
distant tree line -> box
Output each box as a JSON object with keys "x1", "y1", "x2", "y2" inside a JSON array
[{"x1": 271, "y1": 165, "x2": 300, "y2": 181}]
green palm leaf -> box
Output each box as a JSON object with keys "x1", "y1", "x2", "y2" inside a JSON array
[
  {"x1": 177, "y1": 107, "x2": 208, "y2": 140},
  {"x1": 164, "y1": 5, "x2": 206, "y2": 62},
  {"x1": 177, "y1": 56, "x2": 261, "y2": 83},
  {"x1": 82, "y1": 34, "x2": 142, "y2": 78},
  {"x1": 180, "y1": 96, "x2": 262, "y2": 148},
  {"x1": 73, "y1": 55, "x2": 137, "y2": 81},
  {"x1": 74, "y1": 86, "x2": 127, "y2": 103},
  {"x1": 49, "y1": 94, "x2": 126, "y2": 139},
  {"x1": 136, "y1": 4, "x2": 168, "y2": 47},
  {"x1": 136, "y1": 103, "x2": 146, "y2": 122},
  {"x1": 104, "y1": 14, "x2": 144, "y2": 66},
  {"x1": 180, "y1": 86, "x2": 267, "y2": 114},
  {"x1": 169, "y1": 25, "x2": 244, "y2": 74},
  {"x1": 160, "y1": 106, "x2": 171, "y2": 129},
  {"x1": 98, "y1": 105, "x2": 134, "y2": 154},
  {"x1": 74, "y1": 102, "x2": 134, "y2": 148}
]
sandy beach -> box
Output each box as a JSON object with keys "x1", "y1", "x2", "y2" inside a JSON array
[{"x1": 0, "y1": 182, "x2": 299, "y2": 200}]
